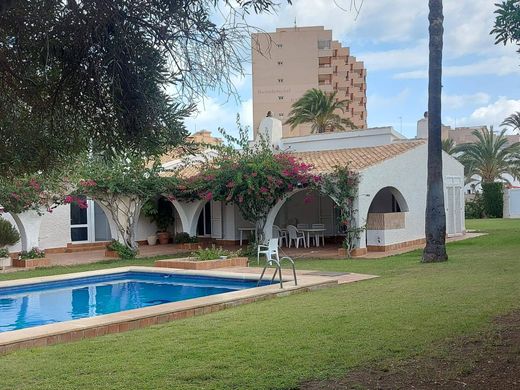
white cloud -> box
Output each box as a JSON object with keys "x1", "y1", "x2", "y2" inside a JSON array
[
  {"x1": 394, "y1": 56, "x2": 520, "y2": 79},
  {"x1": 184, "y1": 97, "x2": 253, "y2": 139},
  {"x1": 454, "y1": 97, "x2": 520, "y2": 128},
  {"x1": 442, "y1": 92, "x2": 490, "y2": 110},
  {"x1": 359, "y1": 41, "x2": 428, "y2": 71}
]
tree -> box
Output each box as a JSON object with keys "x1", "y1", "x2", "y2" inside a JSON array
[
  {"x1": 0, "y1": 0, "x2": 288, "y2": 177},
  {"x1": 502, "y1": 111, "x2": 520, "y2": 132},
  {"x1": 455, "y1": 127, "x2": 520, "y2": 184},
  {"x1": 491, "y1": 0, "x2": 520, "y2": 54},
  {"x1": 423, "y1": 0, "x2": 448, "y2": 263},
  {"x1": 77, "y1": 156, "x2": 169, "y2": 251},
  {"x1": 285, "y1": 89, "x2": 356, "y2": 134},
  {"x1": 441, "y1": 138, "x2": 456, "y2": 154}
]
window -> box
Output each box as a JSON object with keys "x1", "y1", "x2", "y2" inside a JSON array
[
  {"x1": 278, "y1": 78, "x2": 284, "y2": 83},
  {"x1": 278, "y1": 113, "x2": 284, "y2": 117},
  {"x1": 317, "y1": 40, "x2": 331, "y2": 49},
  {"x1": 277, "y1": 61, "x2": 283, "y2": 65},
  {"x1": 278, "y1": 96, "x2": 284, "y2": 100},
  {"x1": 276, "y1": 43, "x2": 283, "y2": 48}
]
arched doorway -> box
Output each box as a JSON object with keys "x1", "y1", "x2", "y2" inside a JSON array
[
  {"x1": 265, "y1": 189, "x2": 341, "y2": 246},
  {"x1": 366, "y1": 187, "x2": 408, "y2": 250}
]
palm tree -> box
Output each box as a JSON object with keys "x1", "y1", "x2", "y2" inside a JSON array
[
  {"x1": 454, "y1": 127, "x2": 520, "y2": 184},
  {"x1": 285, "y1": 88, "x2": 356, "y2": 134},
  {"x1": 501, "y1": 112, "x2": 520, "y2": 133},
  {"x1": 441, "y1": 138, "x2": 456, "y2": 154},
  {"x1": 423, "y1": 0, "x2": 448, "y2": 263}
]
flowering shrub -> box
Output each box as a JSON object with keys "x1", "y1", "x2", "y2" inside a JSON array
[
  {"x1": 165, "y1": 123, "x2": 316, "y2": 242},
  {"x1": 20, "y1": 247, "x2": 46, "y2": 259},
  {"x1": 0, "y1": 172, "x2": 76, "y2": 214}
]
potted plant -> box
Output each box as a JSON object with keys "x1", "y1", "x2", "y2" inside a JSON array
[
  {"x1": 0, "y1": 218, "x2": 21, "y2": 270},
  {"x1": 142, "y1": 198, "x2": 175, "y2": 245}
]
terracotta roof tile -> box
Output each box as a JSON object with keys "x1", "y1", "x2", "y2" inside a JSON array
[
  {"x1": 160, "y1": 140, "x2": 426, "y2": 178},
  {"x1": 290, "y1": 140, "x2": 425, "y2": 173}
]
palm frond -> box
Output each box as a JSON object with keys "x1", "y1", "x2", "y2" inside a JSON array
[{"x1": 285, "y1": 88, "x2": 356, "y2": 134}]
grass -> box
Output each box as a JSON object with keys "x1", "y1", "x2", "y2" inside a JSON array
[{"x1": 1, "y1": 219, "x2": 519, "y2": 390}]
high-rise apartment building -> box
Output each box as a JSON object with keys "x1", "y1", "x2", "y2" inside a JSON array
[{"x1": 252, "y1": 26, "x2": 367, "y2": 138}]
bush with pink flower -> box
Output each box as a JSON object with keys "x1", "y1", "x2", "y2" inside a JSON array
[{"x1": 0, "y1": 171, "x2": 76, "y2": 214}]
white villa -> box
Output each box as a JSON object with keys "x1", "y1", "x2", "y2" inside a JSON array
[{"x1": 3, "y1": 118, "x2": 465, "y2": 257}]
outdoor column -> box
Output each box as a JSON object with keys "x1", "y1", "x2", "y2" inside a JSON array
[{"x1": 11, "y1": 209, "x2": 44, "y2": 251}]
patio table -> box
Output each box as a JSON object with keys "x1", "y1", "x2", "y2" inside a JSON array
[
  {"x1": 238, "y1": 227, "x2": 257, "y2": 246},
  {"x1": 299, "y1": 228, "x2": 326, "y2": 248}
]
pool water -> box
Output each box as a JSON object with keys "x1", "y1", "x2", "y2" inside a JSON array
[{"x1": 0, "y1": 272, "x2": 266, "y2": 332}]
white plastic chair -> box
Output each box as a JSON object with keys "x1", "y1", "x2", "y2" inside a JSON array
[
  {"x1": 287, "y1": 225, "x2": 305, "y2": 248},
  {"x1": 257, "y1": 239, "x2": 297, "y2": 288},
  {"x1": 257, "y1": 238, "x2": 279, "y2": 264},
  {"x1": 311, "y1": 223, "x2": 325, "y2": 247},
  {"x1": 273, "y1": 225, "x2": 288, "y2": 247}
]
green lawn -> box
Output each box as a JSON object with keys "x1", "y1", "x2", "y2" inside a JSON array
[{"x1": 1, "y1": 219, "x2": 519, "y2": 390}]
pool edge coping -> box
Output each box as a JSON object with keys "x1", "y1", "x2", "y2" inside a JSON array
[{"x1": 0, "y1": 266, "x2": 340, "y2": 354}]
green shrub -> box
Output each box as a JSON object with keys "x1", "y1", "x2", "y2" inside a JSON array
[
  {"x1": 191, "y1": 245, "x2": 241, "y2": 261},
  {"x1": 0, "y1": 248, "x2": 9, "y2": 258},
  {"x1": 173, "y1": 232, "x2": 198, "y2": 244},
  {"x1": 481, "y1": 182, "x2": 503, "y2": 218},
  {"x1": 465, "y1": 195, "x2": 485, "y2": 219},
  {"x1": 107, "y1": 240, "x2": 137, "y2": 259},
  {"x1": 0, "y1": 218, "x2": 20, "y2": 247},
  {"x1": 20, "y1": 247, "x2": 45, "y2": 259}
]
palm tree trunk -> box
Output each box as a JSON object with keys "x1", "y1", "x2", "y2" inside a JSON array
[{"x1": 423, "y1": 0, "x2": 448, "y2": 262}]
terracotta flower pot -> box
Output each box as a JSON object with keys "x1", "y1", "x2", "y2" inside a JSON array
[{"x1": 157, "y1": 232, "x2": 170, "y2": 245}]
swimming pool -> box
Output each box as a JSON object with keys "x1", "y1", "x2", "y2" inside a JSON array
[{"x1": 0, "y1": 271, "x2": 269, "y2": 332}]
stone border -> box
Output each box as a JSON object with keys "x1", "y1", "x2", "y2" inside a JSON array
[
  {"x1": 0, "y1": 266, "x2": 336, "y2": 355},
  {"x1": 155, "y1": 257, "x2": 248, "y2": 270}
]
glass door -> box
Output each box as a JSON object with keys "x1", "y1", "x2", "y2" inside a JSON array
[
  {"x1": 70, "y1": 196, "x2": 90, "y2": 242},
  {"x1": 70, "y1": 198, "x2": 112, "y2": 242}
]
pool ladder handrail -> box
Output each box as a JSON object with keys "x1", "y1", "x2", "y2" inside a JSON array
[{"x1": 257, "y1": 256, "x2": 297, "y2": 289}]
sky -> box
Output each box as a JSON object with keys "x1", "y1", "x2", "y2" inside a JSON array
[{"x1": 184, "y1": 0, "x2": 520, "y2": 140}]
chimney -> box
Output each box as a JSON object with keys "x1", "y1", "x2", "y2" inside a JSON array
[{"x1": 256, "y1": 111, "x2": 283, "y2": 149}]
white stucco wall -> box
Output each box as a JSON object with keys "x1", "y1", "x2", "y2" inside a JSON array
[
  {"x1": 280, "y1": 127, "x2": 406, "y2": 152},
  {"x1": 39, "y1": 205, "x2": 71, "y2": 249},
  {"x1": 357, "y1": 144, "x2": 465, "y2": 249}
]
